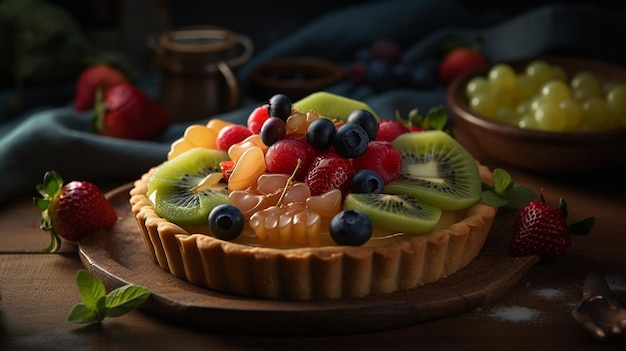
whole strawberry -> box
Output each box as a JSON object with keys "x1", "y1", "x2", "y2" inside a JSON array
[
  {"x1": 438, "y1": 48, "x2": 487, "y2": 86},
  {"x1": 305, "y1": 152, "x2": 354, "y2": 196},
  {"x1": 74, "y1": 64, "x2": 128, "y2": 112},
  {"x1": 94, "y1": 82, "x2": 171, "y2": 140},
  {"x1": 34, "y1": 171, "x2": 118, "y2": 252},
  {"x1": 509, "y1": 195, "x2": 594, "y2": 263}
]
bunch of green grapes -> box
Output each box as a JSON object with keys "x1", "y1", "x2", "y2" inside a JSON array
[{"x1": 465, "y1": 60, "x2": 626, "y2": 132}]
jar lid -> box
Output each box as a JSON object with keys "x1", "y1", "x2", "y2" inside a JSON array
[{"x1": 159, "y1": 25, "x2": 237, "y2": 55}]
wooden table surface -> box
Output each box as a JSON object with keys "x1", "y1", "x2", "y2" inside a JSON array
[{"x1": 2, "y1": 132, "x2": 626, "y2": 351}]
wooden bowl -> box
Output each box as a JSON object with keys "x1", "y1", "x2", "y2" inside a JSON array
[
  {"x1": 250, "y1": 57, "x2": 344, "y2": 100},
  {"x1": 447, "y1": 56, "x2": 626, "y2": 174}
]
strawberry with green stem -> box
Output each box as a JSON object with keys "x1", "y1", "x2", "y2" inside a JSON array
[
  {"x1": 482, "y1": 168, "x2": 595, "y2": 263},
  {"x1": 74, "y1": 64, "x2": 128, "y2": 112},
  {"x1": 34, "y1": 171, "x2": 118, "y2": 252}
]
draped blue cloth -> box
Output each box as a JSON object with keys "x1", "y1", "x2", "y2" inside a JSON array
[{"x1": 1, "y1": 0, "x2": 624, "y2": 206}]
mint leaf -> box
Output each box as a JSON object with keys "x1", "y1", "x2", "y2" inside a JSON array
[
  {"x1": 492, "y1": 168, "x2": 513, "y2": 194},
  {"x1": 481, "y1": 168, "x2": 538, "y2": 209},
  {"x1": 424, "y1": 106, "x2": 448, "y2": 131},
  {"x1": 104, "y1": 285, "x2": 151, "y2": 317},
  {"x1": 76, "y1": 270, "x2": 106, "y2": 310},
  {"x1": 69, "y1": 269, "x2": 150, "y2": 324},
  {"x1": 67, "y1": 303, "x2": 101, "y2": 324},
  {"x1": 506, "y1": 185, "x2": 540, "y2": 210},
  {"x1": 481, "y1": 191, "x2": 509, "y2": 208}
]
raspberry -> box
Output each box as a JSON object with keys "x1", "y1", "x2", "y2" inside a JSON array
[
  {"x1": 247, "y1": 104, "x2": 270, "y2": 134},
  {"x1": 265, "y1": 139, "x2": 309, "y2": 181},
  {"x1": 216, "y1": 125, "x2": 253, "y2": 151},
  {"x1": 352, "y1": 141, "x2": 402, "y2": 183},
  {"x1": 305, "y1": 152, "x2": 354, "y2": 196},
  {"x1": 375, "y1": 120, "x2": 409, "y2": 142}
]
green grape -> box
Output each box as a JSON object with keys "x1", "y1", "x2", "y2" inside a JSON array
[
  {"x1": 495, "y1": 106, "x2": 519, "y2": 125},
  {"x1": 516, "y1": 101, "x2": 532, "y2": 116},
  {"x1": 540, "y1": 80, "x2": 571, "y2": 102},
  {"x1": 571, "y1": 71, "x2": 602, "y2": 95},
  {"x1": 606, "y1": 84, "x2": 626, "y2": 127},
  {"x1": 526, "y1": 60, "x2": 553, "y2": 86},
  {"x1": 534, "y1": 100, "x2": 568, "y2": 132},
  {"x1": 559, "y1": 98, "x2": 584, "y2": 131},
  {"x1": 469, "y1": 93, "x2": 498, "y2": 119},
  {"x1": 488, "y1": 63, "x2": 517, "y2": 91},
  {"x1": 491, "y1": 85, "x2": 516, "y2": 108},
  {"x1": 581, "y1": 97, "x2": 611, "y2": 131},
  {"x1": 515, "y1": 73, "x2": 539, "y2": 102},
  {"x1": 572, "y1": 86, "x2": 601, "y2": 102},
  {"x1": 465, "y1": 76, "x2": 491, "y2": 100},
  {"x1": 551, "y1": 65, "x2": 568, "y2": 82},
  {"x1": 518, "y1": 113, "x2": 540, "y2": 130}
]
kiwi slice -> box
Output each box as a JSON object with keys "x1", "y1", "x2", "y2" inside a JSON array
[
  {"x1": 147, "y1": 147, "x2": 231, "y2": 226},
  {"x1": 384, "y1": 130, "x2": 481, "y2": 210},
  {"x1": 293, "y1": 91, "x2": 380, "y2": 121},
  {"x1": 343, "y1": 193, "x2": 442, "y2": 234}
]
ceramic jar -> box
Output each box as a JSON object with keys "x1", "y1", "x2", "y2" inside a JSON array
[{"x1": 155, "y1": 26, "x2": 253, "y2": 122}]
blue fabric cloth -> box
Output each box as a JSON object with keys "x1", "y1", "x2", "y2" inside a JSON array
[{"x1": 1, "y1": 0, "x2": 625, "y2": 206}]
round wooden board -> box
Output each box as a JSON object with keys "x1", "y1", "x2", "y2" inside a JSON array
[{"x1": 78, "y1": 183, "x2": 538, "y2": 336}]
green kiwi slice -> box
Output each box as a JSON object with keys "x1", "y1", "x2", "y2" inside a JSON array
[
  {"x1": 384, "y1": 130, "x2": 481, "y2": 210},
  {"x1": 343, "y1": 193, "x2": 442, "y2": 234},
  {"x1": 293, "y1": 91, "x2": 380, "y2": 121},
  {"x1": 147, "y1": 148, "x2": 231, "y2": 226}
]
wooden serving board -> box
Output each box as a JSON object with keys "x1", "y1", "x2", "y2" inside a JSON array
[{"x1": 78, "y1": 183, "x2": 538, "y2": 336}]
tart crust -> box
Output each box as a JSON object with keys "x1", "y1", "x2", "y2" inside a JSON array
[{"x1": 130, "y1": 165, "x2": 497, "y2": 300}]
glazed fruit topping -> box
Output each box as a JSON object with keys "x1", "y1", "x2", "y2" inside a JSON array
[{"x1": 157, "y1": 92, "x2": 483, "y2": 248}]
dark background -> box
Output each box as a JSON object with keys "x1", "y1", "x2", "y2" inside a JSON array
[{"x1": 50, "y1": 0, "x2": 626, "y2": 75}]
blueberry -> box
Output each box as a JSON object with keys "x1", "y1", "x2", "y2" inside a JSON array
[
  {"x1": 330, "y1": 210, "x2": 372, "y2": 246},
  {"x1": 305, "y1": 117, "x2": 336, "y2": 151},
  {"x1": 347, "y1": 109, "x2": 378, "y2": 141},
  {"x1": 350, "y1": 169, "x2": 384, "y2": 194},
  {"x1": 268, "y1": 94, "x2": 292, "y2": 121},
  {"x1": 208, "y1": 204, "x2": 244, "y2": 241},
  {"x1": 333, "y1": 123, "x2": 368, "y2": 158}
]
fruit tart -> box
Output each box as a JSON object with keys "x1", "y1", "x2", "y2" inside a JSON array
[{"x1": 130, "y1": 92, "x2": 497, "y2": 300}]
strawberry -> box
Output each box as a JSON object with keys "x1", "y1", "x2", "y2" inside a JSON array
[
  {"x1": 94, "y1": 82, "x2": 171, "y2": 140},
  {"x1": 305, "y1": 152, "x2": 354, "y2": 196},
  {"x1": 74, "y1": 64, "x2": 128, "y2": 112},
  {"x1": 34, "y1": 171, "x2": 118, "y2": 252},
  {"x1": 374, "y1": 120, "x2": 409, "y2": 142},
  {"x1": 509, "y1": 195, "x2": 595, "y2": 263},
  {"x1": 438, "y1": 48, "x2": 487, "y2": 86}
]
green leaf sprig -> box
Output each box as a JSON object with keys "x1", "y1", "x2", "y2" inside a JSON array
[
  {"x1": 68, "y1": 269, "x2": 150, "y2": 324},
  {"x1": 395, "y1": 105, "x2": 450, "y2": 133},
  {"x1": 481, "y1": 168, "x2": 539, "y2": 210}
]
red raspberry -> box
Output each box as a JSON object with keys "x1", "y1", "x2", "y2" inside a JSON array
[
  {"x1": 305, "y1": 152, "x2": 354, "y2": 196},
  {"x1": 265, "y1": 139, "x2": 309, "y2": 181},
  {"x1": 375, "y1": 120, "x2": 409, "y2": 142},
  {"x1": 352, "y1": 141, "x2": 402, "y2": 183},
  {"x1": 216, "y1": 124, "x2": 253, "y2": 151},
  {"x1": 247, "y1": 104, "x2": 270, "y2": 134}
]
